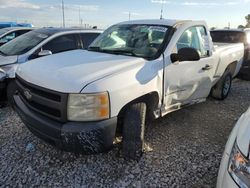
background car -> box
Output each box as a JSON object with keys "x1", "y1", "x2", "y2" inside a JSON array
[
  {"x1": 217, "y1": 107, "x2": 250, "y2": 188},
  {"x1": 210, "y1": 29, "x2": 250, "y2": 80},
  {"x1": 0, "y1": 28, "x2": 102, "y2": 103},
  {"x1": 0, "y1": 27, "x2": 34, "y2": 46},
  {"x1": 0, "y1": 22, "x2": 33, "y2": 29}
]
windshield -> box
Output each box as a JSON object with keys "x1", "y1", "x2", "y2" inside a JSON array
[
  {"x1": 89, "y1": 24, "x2": 169, "y2": 59},
  {"x1": 210, "y1": 31, "x2": 246, "y2": 43},
  {"x1": 0, "y1": 30, "x2": 49, "y2": 56}
]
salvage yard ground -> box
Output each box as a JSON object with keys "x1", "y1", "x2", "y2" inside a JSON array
[{"x1": 1, "y1": 79, "x2": 250, "y2": 187}]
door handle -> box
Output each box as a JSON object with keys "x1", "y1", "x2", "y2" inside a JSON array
[{"x1": 202, "y1": 64, "x2": 212, "y2": 71}]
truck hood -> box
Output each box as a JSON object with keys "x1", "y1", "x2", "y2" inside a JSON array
[
  {"x1": 0, "y1": 55, "x2": 18, "y2": 66},
  {"x1": 236, "y1": 107, "x2": 250, "y2": 157},
  {"x1": 17, "y1": 50, "x2": 146, "y2": 93}
]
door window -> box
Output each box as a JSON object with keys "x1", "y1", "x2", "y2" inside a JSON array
[
  {"x1": 2, "y1": 32, "x2": 16, "y2": 41},
  {"x1": 176, "y1": 26, "x2": 209, "y2": 58},
  {"x1": 15, "y1": 30, "x2": 31, "y2": 37},
  {"x1": 42, "y1": 34, "x2": 78, "y2": 54},
  {"x1": 80, "y1": 33, "x2": 100, "y2": 49},
  {"x1": 197, "y1": 26, "x2": 209, "y2": 57}
]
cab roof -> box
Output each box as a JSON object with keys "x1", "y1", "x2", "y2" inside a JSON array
[{"x1": 118, "y1": 19, "x2": 192, "y2": 27}]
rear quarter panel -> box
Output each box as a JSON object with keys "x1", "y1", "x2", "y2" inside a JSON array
[{"x1": 213, "y1": 43, "x2": 244, "y2": 77}]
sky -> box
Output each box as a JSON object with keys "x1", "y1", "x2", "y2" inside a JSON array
[{"x1": 0, "y1": 0, "x2": 249, "y2": 29}]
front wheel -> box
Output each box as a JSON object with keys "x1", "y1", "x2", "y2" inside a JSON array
[
  {"x1": 122, "y1": 103, "x2": 146, "y2": 160},
  {"x1": 211, "y1": 71, "x2": 232, "y2": 100}
]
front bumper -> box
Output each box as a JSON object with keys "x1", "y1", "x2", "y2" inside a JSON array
[{"x1": 14, "y1": 94, "x2": 117, "y2": 154}]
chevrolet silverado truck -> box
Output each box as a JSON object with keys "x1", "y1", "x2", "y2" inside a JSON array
[{"x1": 14, "y1": 19, "x2": 244, "y2": 159}]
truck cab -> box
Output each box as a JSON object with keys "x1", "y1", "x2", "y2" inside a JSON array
[{"x1": 14, "y1": 19, "x2": 244, "y2": 159}]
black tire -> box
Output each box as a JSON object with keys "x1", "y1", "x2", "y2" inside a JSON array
[
  {"x1": 7, "y1": 80, "x2": 18, "y2": 106},
  {"x1": 211, "y1": 71, "x2": 232, "y2": 100},
  {"x1": 122, "y1": 103, "x2": 146, "y2": 160}
]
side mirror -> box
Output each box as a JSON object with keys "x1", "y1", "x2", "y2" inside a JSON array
[
  {"x1": 38, "y1": 50, "x2": 52, "y2": 57},
  {"x1": 171, "y1": 47, "x2": 200, "y2": 63}
]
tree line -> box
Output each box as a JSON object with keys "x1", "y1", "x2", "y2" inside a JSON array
[{"x1": 238, "y1": 14, "x2": 250, "y2": 29}]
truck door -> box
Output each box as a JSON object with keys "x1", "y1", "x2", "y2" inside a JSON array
[{"x1": 163, "y1": 26, "x2": 214, "y2": 112}]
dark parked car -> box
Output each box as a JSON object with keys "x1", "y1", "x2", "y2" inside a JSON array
[
  {"x1": 0, "y1": 28, "x2": 103, "y2": 104},
  {"x1": 210, "y1": 29, "x2": 250, "y2": 80},
  {"x1": 0, "y1": 27, "x2": 34, "y2": 46}
]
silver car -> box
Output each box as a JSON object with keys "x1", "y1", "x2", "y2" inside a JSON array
[
  {"x1": 0, "y1": 28, "x2": 102, "y2": 103},
  {"x1": 0, "y1": 27, "x2": 34, "y2": 46},
  {"x1": 217, "y1": 107, "x2": 250, "y2": 188}
]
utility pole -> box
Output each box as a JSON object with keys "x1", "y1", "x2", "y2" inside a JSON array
[
  {"x1": 62, "y1": 0, "x2": 65, "y2": 28},
  {"x1": 79, "y1": 6, "x2": 81, "y2": 27},
  {"x1": 160, "y1": 2, "x2": 163, "y2": 19},
  {"x1": 123, "y1": 12, "x2": 138, "y2": 21}
]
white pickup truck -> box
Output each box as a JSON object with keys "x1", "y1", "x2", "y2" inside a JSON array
[{"x1": 14, "y1": 19, "x2": 244, "y2": 159}]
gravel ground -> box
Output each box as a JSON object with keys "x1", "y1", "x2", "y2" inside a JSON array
[{"x1": 1, "y1": 79, "x2": 250, "y2": 188}]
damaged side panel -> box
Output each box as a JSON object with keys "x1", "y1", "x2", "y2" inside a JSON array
[{"x1": 162, "y1": 57, "x2": 213, "y2": 114}]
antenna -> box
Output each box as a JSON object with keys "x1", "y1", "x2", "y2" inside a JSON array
[
  {"x1": 123, "y1": 12, "x2": 139, "y2": 21},
  {"x1": 152, "y1": 0, "x2": 167, "y2": 19}
]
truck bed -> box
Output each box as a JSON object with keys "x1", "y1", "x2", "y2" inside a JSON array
[
  {"x1": 213, "y1": 42, "x2": 244, "y2": 78},
  {"x1": 214, "y1": 42, "x2": 243, "y2": 51}
]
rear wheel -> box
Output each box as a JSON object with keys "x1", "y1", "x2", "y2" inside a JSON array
[
  {"x1": 211, "y1": 71, "x2": 232, "y2": 100},
  {"x1": 122, "y1": 103, "x2": 146, "y2": 160}
]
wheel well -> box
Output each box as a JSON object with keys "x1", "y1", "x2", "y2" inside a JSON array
[
  {"x1": 226, "y1": 61, "x2": 237, "y2": 76},
  {"x1": 116, "y1": 92, "x2": 160, "y2": 135}
]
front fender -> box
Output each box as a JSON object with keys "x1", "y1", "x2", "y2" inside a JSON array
[{"x1": 82, "y1": 58, "x2": 164, "y2": 117}]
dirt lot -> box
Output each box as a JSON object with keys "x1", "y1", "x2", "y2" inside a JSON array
[{"x1": 1, "y1": 79, "x2": 250, "y2": 188}]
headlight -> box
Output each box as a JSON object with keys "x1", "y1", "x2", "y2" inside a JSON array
[
  {"x1": 67, "y1": 92, "x2": 110, "y2": 121},
  {"x1": 228, "y1": 142, "x2": 250, "y2": 188}
]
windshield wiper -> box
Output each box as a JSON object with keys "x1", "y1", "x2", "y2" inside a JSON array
[
  {"x1": 102, "y1": 49, "x2": 137, "y2": 57},
  {"x1": 88, "y1": 46, "x2": 102, "y2": 52},
  {"x1": 88, "y1": 47, "x2": 136, "y2": 56}
]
